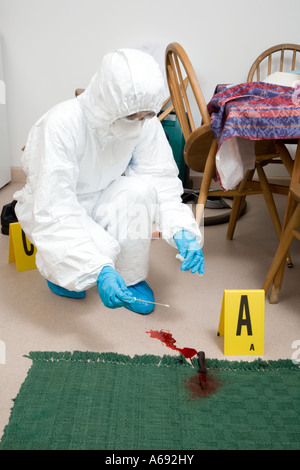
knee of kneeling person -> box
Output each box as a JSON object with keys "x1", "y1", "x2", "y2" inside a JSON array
[{"x1": 126, "y1": 177, "x2": 157, "y2": 206}]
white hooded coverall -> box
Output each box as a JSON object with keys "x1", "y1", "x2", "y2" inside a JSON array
[{"x1": 14, "y1": 49, "x2": 202, "y2": 292}]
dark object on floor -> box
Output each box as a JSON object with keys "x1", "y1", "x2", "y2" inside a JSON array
[
  {"x1": 1, "y1": 200, "x2": 18, "y2": 235},
  {"x1": 197, "y1": 351, "x2": 207, "y2": 389}
]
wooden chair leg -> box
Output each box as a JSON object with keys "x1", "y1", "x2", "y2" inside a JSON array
[
  {"x1": 195, "y1": 139, "x2": 218, "y2": 226},
  {"x1": 226, "y1": 196, "x2": 246, "y2": 240},
  {"x1": 226, "y1": 169, "x2": 254, "y2": 240},
  {"x1": 263, "y1": 203, "x2": 300, "y2": 302},
  {"x1": 256, "y1": 164, "x2": 292, "y2": 266},
  {"x1": 269, "y1": 199, "x2": 297, "y2": 303},
  {"x1": 275, "y1": 141, "x2": 294, "y2": 177}
]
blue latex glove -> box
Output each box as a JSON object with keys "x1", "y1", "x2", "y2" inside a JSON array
[
  {"x1": 173, "y1": 230, "x2": 205, "y2": 275},
  {"x1": 97, "y1": 266, "x2": 155, "y2": 314},
  {"x1": 97, "y1": 266, "x2": 135, "y2": 309}
]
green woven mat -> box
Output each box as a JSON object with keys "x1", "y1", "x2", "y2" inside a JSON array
[{"x1": 0, "y1": 352, "x2": 299, "y2": 450}]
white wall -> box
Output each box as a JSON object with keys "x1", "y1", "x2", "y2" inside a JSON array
[
  {"x1": 0, "y1": 0, "x2": 300, "y2": 168},
  {"x1": 0, "y1": 37, "x2": 11, "y2": 186}
]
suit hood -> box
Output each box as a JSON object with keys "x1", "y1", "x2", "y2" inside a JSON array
[{"x1": 78, "y1": 49, "x2": 166, "y2": 134}]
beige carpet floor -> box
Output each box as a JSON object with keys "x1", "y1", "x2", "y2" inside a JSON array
[{"x1": 0, "y1": 181, "x2": 299, "y2": 439}]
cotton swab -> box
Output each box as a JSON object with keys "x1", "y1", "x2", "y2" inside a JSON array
[{"x1": 133, "y1": 297, "x2": 170, "y2": 308}]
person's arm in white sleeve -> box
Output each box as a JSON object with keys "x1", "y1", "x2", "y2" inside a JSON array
[
  {"x1": 125, "y1": 117, "x2": 203, "y2": 248},
  {"x1": 16, "y1": 118, "x2": 120, "y2": 292}
]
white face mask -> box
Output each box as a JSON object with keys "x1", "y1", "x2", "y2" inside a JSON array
[{"x1": 110, "y1": 118, "x2": 144, "y2": 141}]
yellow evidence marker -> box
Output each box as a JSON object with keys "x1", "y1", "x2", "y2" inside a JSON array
[
  {"x1": 8, "y1": 222, "x2": 37, "y2": 272},
  {"x1": 218, "y1": 290, "x2": 265, "y2": 355}
]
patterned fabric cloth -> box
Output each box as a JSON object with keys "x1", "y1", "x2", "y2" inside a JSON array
[
  {"x1": 206, "y1": 82, "x2": 300, "y2": 189},
  {"x1": 208, "y1": 82, "x2": 300, "y2": 145}
]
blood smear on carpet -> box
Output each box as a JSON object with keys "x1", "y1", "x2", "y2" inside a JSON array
[
  {"x1": 146, "y1": 329, "x2": 222, "y2": 399},
  {"x1": 146, "y1": 329, "x2": 197, "y2": 359}
]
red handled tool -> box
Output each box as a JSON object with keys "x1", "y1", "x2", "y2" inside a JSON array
[{"x1": 197, "y1": 351, "x2": 207, "y2": 389}]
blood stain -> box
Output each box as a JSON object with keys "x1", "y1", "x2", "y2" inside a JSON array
[
  {"x1": 186, "y1": 374, "x2": 221, "y2": 400},
  {"x1": 146, "y1": 329, "x2": 222, "y2": 399},
  {"x1": 146, "y1": 329, "x2": 197, "y2": 359}
]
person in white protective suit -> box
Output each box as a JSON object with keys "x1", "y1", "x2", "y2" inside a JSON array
[{"x1": 14, "y1": 49, "x2": 204, "y2": 314}]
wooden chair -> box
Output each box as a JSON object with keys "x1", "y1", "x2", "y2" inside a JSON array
[
  {"x1": 228, "y1": 44, "x2": 299, "y2": 241},
  {"x1": 247, "y1": 44, "x2": 300, "y2": 163},
  {"x1": 248, "y1": 43, "x2": 300, "y2": 155},
  {"x1": 247, "y1": 43, "x2": 300, "y2": 82},
  {"x1": 246, "y1": 44, "x2": 300, "y2": 259},
  {"x1": 263, "y1": 183, "x2": 300, "y2": 303},
  {"x1": 165, "y1": 42, "x2": 290, "y2": 243}
]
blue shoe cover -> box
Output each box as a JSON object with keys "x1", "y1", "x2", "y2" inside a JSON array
[
  {"x1": 47, "y1": 280, "x2": 86, "y2": 299},
  {"x1": 126, "y1": 281, "x2": 155, "y2": 314}
]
